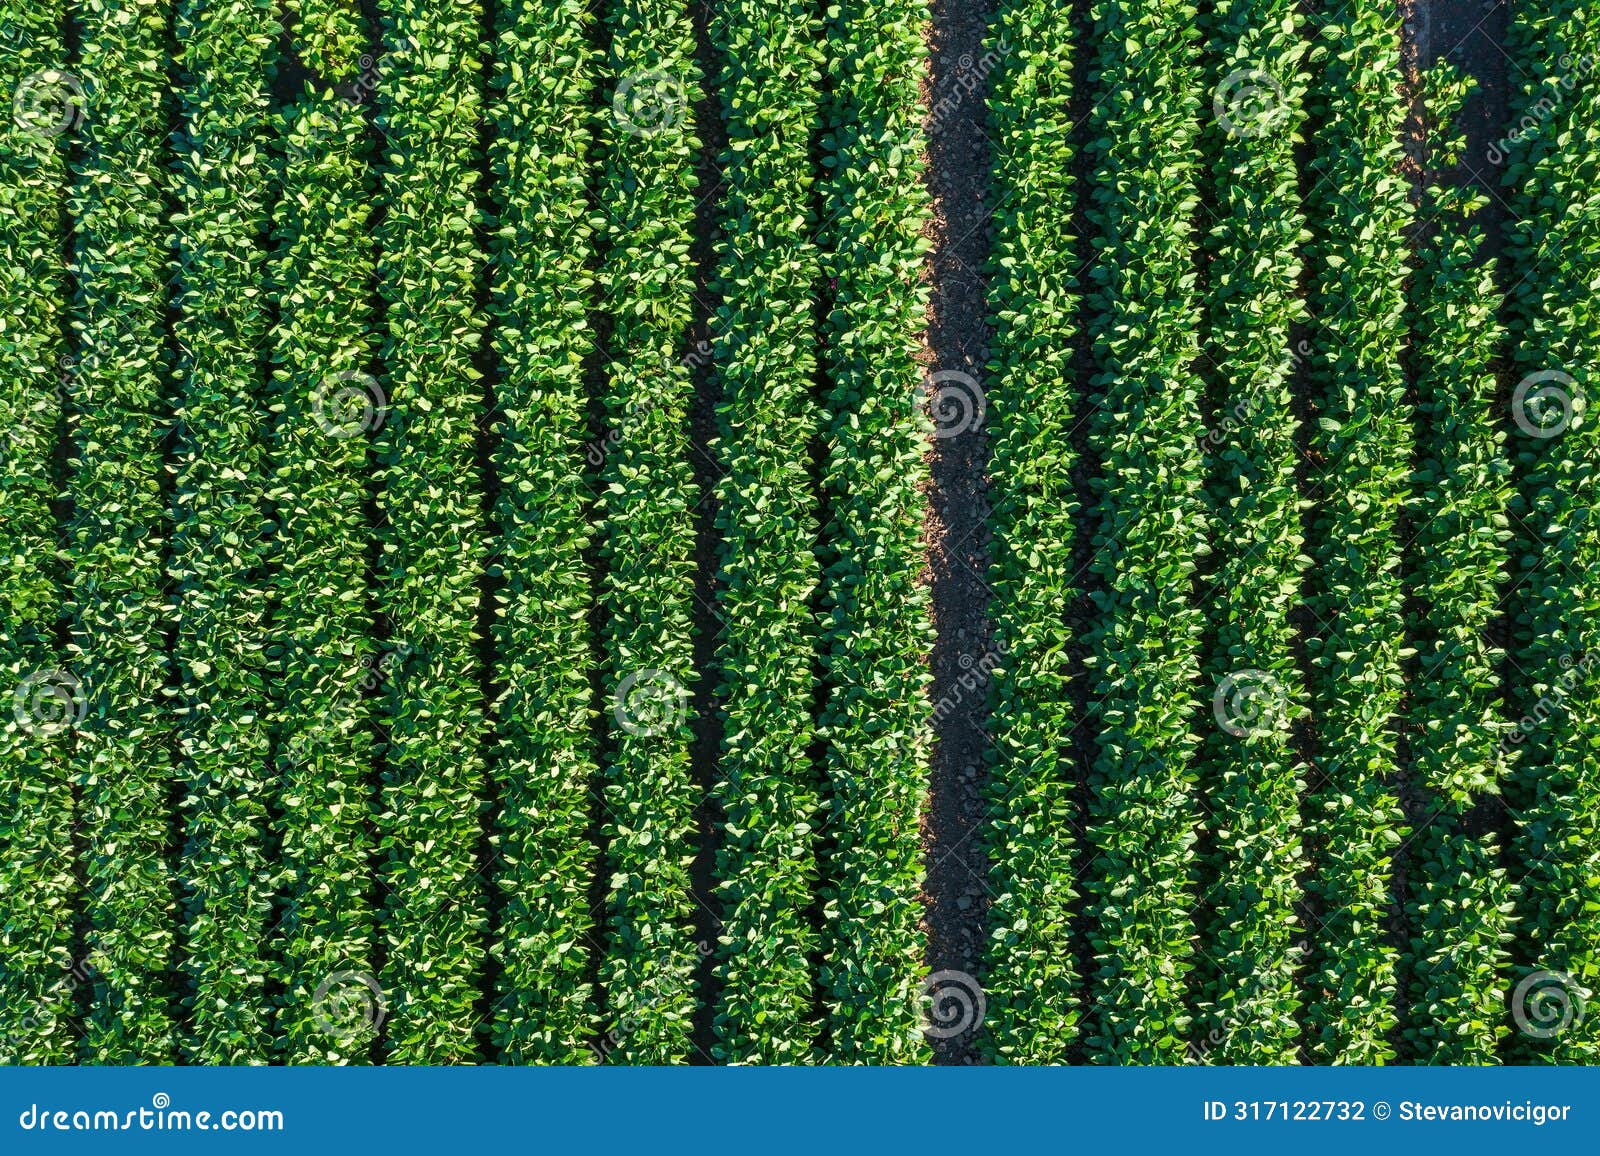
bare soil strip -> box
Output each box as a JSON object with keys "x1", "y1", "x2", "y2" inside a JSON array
[
  {"x1": 687, "y1": 0, "x2": 730, "y2": 1064},
  {"x1": 920, "y1": 0, "x2": 999, "y2": 1067}
]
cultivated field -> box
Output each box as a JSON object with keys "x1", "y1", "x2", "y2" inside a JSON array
[{"x1": 0, "y1": 0, "x2": 1596, "y2": 1065}]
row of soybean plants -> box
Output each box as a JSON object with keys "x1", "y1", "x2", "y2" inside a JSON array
[
  {"x1": 169, "y1": 0, "x2": 281, "y2": 1064},
  {"x1": 66, "y1": 0, "x2": 181, "y2": 1064},
  {"x1": 975, "y1": 0, "x2": 1083, "y2": 1062},
  {"x1": 272, "y1": 0, "x2": 383, "y2": 1066},
  {"x1": 1075, "y1": 0, "x2": 1209, "y2": 1065},
  {"x1": 975, "y1": 0, "x2": 1585, "y2": 1066},
  {"x1": 1297, "y1": 0, "x2": 1415, "y2": 1066},
  {"x1": 584, "y1": 0, "x2": 704, "y2": 1065},
  {"x1": 706, "y1": 0, "x2": 826, "y2": 1063},
  {"x1": 1501, "y1": 0, "x2": 1600, "y2": 1065},
  {"x1": 0, "y1": 0, "x2": 76, "y2": 1066},
  {"x1": 1399, "y1": 63, "x2": 1514, "y2": 1067},
  {"x1": 1189, "y1": 0, "x2": 1309, "y2": 1067},
  {"x1": 813, "y1": 0, "x2": 935, "y2": 1064},
  {"x1": 983, "y1": 0, "x2": 1212, "y2": 1064}
]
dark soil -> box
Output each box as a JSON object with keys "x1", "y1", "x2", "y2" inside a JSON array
[
  {"x1": 686, "y1": 0, "x2": 731, "y2": 1064},
  {"x1": 1404, "y1": 0, "x2": 1512, "y2": 212},
  {"x1": 919, "y1": 0, "x2": 998, "y2": 1066}
]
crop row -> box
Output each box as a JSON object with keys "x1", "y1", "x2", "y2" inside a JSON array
[
  {"x1": 370, "y1": 0, "x2": 489, "y2": 1063},
  {"x1": 1079, "y1": 0, "x2": 1208, "y2": 1064},
  {"x1": 485, "y1": 0, "x2": 603, "y2": 1065},
  {"x1": 284, "y1": 0, "x2": 369, "y2": 80},
  {"x1": 1190, "y1": 0, "x2": 1310, "y2": 1066},
  {"x1": 1502, "y1": 0, "x2": 1600, "y2": 1065},
  {"x1": 68, "y1": 0, "x2": 181, "y2": 1064},
  {"x1": 1400, "y1": 65, "x2": 1516, "y2": 1066},
  {"x1": 1300, "y1": 1, "x2": 1413, "y2": 1066},
  {"x1": 813, "y1": 0, "x2": 935, "y2": 1063},
  {"x1": 168, "y1": 0, "x2": 281, "y2": 1064},
  {"x1": 269, "y1": 24, "x2": 382, "y2": 1063},
  {"x1": 591, "y1": 0, "x2": 705, "y2": 1064},
  {"x1": 978, "y1": 0, "x2": 1082, "y2": 1064},
  {"x1": 707, "y1": 0, "x2": 825, "y2": 1063},
  {"x1": 0, "y1": 0, "x2": 75, "y2": 1066}
]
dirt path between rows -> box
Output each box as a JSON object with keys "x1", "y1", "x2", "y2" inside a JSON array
[
  {"x1": 920, "y1": 0, "x2": 999, "y2": 1067},
  {"x1": 1403, "y1": 0, "x2": 1511, "y2": 190}
]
